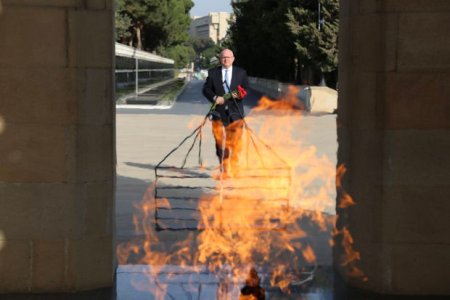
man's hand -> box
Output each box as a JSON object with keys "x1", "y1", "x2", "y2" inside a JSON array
[{"x1": 215, "y1": 96, "x2": 225, "y2": 105}]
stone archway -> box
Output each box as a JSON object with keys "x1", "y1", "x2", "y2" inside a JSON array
[{"x1": 0, "y1": 0, "x2": 449, "y2": 297}]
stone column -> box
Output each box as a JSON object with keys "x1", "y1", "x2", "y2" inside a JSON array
[
  {"x1": 0, "y1": 0, "x2": 114, "y2": 295},
  {"x1": 336, "y1": 0, "x2": 450, "y2": 296}
]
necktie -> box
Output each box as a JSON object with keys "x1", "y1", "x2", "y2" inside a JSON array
[{"x1": 224, "y1": 69, "x2": 230, "y2": 93}]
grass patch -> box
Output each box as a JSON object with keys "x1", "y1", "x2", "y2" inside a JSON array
[
  {"x1": 161, "y1": 79, "x2": 186, "y2": 100},
  {"x1": 115, "y1": 79, "x2": 186, "y2": 105}
]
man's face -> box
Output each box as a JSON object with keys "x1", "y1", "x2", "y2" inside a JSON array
[{"x1": 220, "y1": 50, "x2": 234, "y2": 68}]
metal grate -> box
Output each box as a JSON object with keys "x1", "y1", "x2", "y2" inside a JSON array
[{"x1": 154, "y1": 109, "x2": 292, "y2": 231}]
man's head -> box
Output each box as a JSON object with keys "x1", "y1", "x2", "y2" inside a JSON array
[{"x1": 219, "y1": 49, "x2": 235, "y2": 69}]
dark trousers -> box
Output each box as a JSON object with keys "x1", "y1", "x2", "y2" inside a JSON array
[{"x1": 212, "y1": 119, "x2": 244, "y2": 172}]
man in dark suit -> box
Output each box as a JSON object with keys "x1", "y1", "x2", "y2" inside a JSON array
[{"x1": 202, "y1": 48, "x2": 250, "y2": 177}]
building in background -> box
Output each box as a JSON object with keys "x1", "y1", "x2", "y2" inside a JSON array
[{"x1": 189, "y1": 12, "x2": 231, "y2": 44}]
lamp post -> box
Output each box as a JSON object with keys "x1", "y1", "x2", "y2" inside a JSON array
[
  {"x1": 318, "y1": 0, "x2": 326, "y2": 86},
  {"x1": 317, "y1": 0, "x2": 321, "y2": 30},
  {"x1": 317, "y1": 0, "x2": 325, "y2": 30}
]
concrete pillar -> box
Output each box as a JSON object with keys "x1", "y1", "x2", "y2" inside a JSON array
[
  {"x1": 336, "y1": 0, "x2": 450, "y2": 296},
  {"x1": 0, "y1": 0, "x2": 114, "y2": 295}
]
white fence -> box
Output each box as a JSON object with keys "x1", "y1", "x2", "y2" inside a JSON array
[{"x1": 115, "y1": 43, "x2": 175, "y2": 100}]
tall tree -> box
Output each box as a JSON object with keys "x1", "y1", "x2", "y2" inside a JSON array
[
  {"x1": 228, "y1": 0, "x2": 339, "y2": 85},
  {"x1": 116, "y1": 0, "x2": 157, "y2": 50},
  {"x1": 159, "y1": 43, "x2": 195, "y2": 68},
  {"x1": 229, "y1": 0, "x2": 296, "y2": 82},
  {"x1": 152, "y1": 0, "x2": 194, "y2": 67},
  {"x1": 189, "y1": 37, "x2": 219, "y2": 69},
  {"x1": 115, "y1": 0, "x2": 194, "y2": 67},
  {"x1": 115, "y1": 0, "x2": 132, "y2": 44},
  {"x1": 286, "y1": 0, "x2": 339, "y2": 85}
]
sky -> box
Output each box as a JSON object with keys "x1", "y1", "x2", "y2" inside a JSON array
[{"x1": 190, "y1": 0, "x2": 233, "y2": 17}]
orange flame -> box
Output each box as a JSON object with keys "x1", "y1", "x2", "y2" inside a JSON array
[
  {"x1": 117, "y1": 85, "x2": 367, "y2": 296},
  {"x1": 334, "y1": 164, "x2": 367, "y2": 281},
  {"x1": 334, "y1": 226, "x2": 368, "y2": 282},
  {"x1": 302, "y1": 245, "x2": 316, "y2": 264},
  {"x1": 193, "y1": 85, "x2": 337, "y2": 287},
  {"x1": 336, "y1": 164, "x2": 355, "y2": 208}
]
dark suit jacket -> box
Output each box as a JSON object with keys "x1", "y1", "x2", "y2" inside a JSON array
[{"x1": 202, "y1": 65, "x2": 250, "y2": 125}]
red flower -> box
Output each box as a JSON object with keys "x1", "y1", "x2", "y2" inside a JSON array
[
  {"x1": 224, "y1": 85, "x2": 247, "y2": 100},
  {"x1": 237, "y1": 85, "x2": 247, "y2": 98}
]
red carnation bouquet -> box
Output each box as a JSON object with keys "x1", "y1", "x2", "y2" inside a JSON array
[
  {"x1": 224, "y1": 85, "x2": 247, "y2": 100},
  {"x1": 209, "y1": 85, "x2": 248, "y2": 117}
]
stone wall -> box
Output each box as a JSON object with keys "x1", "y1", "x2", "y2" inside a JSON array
[
  {"x1": 249, "y1": 76, "x2": 286, "y2": 99},
  {"x1": 0, "y1": 0, "x2": 114, "y2": 294},
  {"x1": 336, "y1": 0, "x2": 450, "y2": 295}
]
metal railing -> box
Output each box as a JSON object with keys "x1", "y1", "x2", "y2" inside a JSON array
[{"x1": 115, "y1": 43, "x2": 175, "y2": 102}]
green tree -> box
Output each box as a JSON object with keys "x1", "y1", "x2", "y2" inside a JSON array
[
  {"x1": 228, "y1": 0, "x2": 339, "y2": 86},
  {"x1": 200, "y1": 46, "x2": 221, "y2": 69},
  {"x1": 286, "y1": 0, "x2": 339, "y2": 85},
  {"x1": 229, "y1": 0, "x2": 296, "y2": 82},
  {"x1": 115, "y1": 0, "x2": 194, "y2": 67},
  {"x1": 189, "y1": 37, "x2": 220, "y2": 69},
  {"x1": 116, "y1": 0, "x2": 156, "y2": 50},
  {"x1": 115, "y1": 1, "x2": 132, "y2": 44},
  {"x1": 191, "y1": 36, "x2": 216, "y2": 53},
  {"x1": 159, "y1": 43, "x2": 195, "y2": 68},
  {"x1": 152, "y1": 0, "x2": 194, "y2": 68}
]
